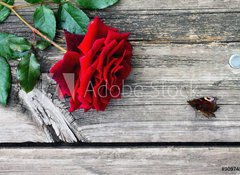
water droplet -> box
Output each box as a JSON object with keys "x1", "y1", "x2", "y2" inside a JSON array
[{"x1": 229, "y1": 54, "x2": 240, "y2": 69}]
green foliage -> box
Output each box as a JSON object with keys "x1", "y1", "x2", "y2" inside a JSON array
[
  {"x1": 34, "y1": 5, "x2": 56, "y2": 40},
  {"x1": 17, "y1": 53, "x2": 41, "y2": 93},
  {"x1": 52, "y1": 0, "x2": 61, "y2": 3},
  {"x1": 0, "y1": 33, "x2": 31, "y2": 60},
  {"x1": 0, "y1": 0, "x2": 14, "y2": 23},
  {"x1": 58, "y1": 2, "x2": 90, "y2": 34},
  {"x1": 0, "y1": 57, "x2": 11, "y2": 106},
  {"x1": 76, "y1": 0, "x2": 119, "y2": 9},
  {"x1": 33, "y1": 5, "x2": 56, "y2": 50},
  {"x1": 24, "y1": 0, "x2": 42, "y2": 4},
  {"x1": 35, "y1": 40, "x2": 50, "y2": 50},
  {"x1": 0, "y1": 0, "x2": 121, "y2": 104}
]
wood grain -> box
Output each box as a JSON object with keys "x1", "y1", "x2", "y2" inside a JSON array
[
  {"x1": 0, "y1": 82, "x2": 51, "y2": 143},
  {"x1": 0, "y1": 105, "x2": 51, "y2": 143},
  {"x1": 1, "y1": 0, "x2": 240, "y2": 143},
  {"x1": 114, "y1": 0, "x2": 240, "y2": 10},
  {"x1": 3, "y1": 10, "x2": 240, "y2": 43},
  {"x1": 14, "y1": 72, "x2": 240, "y2": 143},
  {"x1": 0, "y1": 147, "x2": 239, "y2": 175},
  {"x1": 12, "y1": 0, "x2": 240, "y2": 10},
  {"x1": 19, "y1": 89, "x2": 78, "y2": 143},
  {"x1": 43, "y1": 43, "x2": 240, "y2": 142}
]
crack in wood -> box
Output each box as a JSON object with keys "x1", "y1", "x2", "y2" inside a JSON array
[{"x1": 18, "y1": 89, "x2": 79, "y2": 143}]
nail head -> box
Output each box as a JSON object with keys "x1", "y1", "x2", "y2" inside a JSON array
[{"x1": 229, "y1": 54, "x2": 240, "y2": 69}]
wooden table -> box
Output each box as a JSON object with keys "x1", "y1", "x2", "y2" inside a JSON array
[{"x1": 0, "y1": 0, "x2": 240, "y2": 174}]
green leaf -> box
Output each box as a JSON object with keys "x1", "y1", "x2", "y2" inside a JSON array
[
  {"x1": 0, "y1": 0, "x2": 14, "y2": 23},
  {"x1": 35, "y1": 40, "x2": 50, "y2": 50},
  {"x1": 33, "y1": 5, "x2": 56, "y2": 40},
  {"x1": 58, "y1": 2, "x2": 90, "y2": 34},
  {"x1": 17, "y1": 53, "x2": 41, "y2": 93},
  {"x1": 76, "y1": 0, "x2": 119, "y2": 9},
  {"x1": 33, "y1": 5, "x2": 56, "y2": 50},
  {"x1": 0, "y1": 33, "x2": 31, "y2": 60},
  {"x1": 0, "y1": 57, "x2": 11, "y2": 106},
  {"x1": 24, "y1": 0, "x2": 42, "y2": 4},
  {"x1": 52, "y1": 0, "x2": 61, "y2": 3}
]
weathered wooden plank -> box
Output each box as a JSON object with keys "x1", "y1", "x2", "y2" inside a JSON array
[
  {"x1": 76, "y1": 120, "x2": 240, "y2": 142},
  {"x1": 45, "y1": 42, "x2": 240, "y2": 68},
  {"x1": 2, "y1": 5, "x2": 240, "y2": 43},
  {"x1": 42, "y1": 43, "x2": 240, "y2": 106},
  {"x1": 98, "y1": 11, "x2": 240, "y2": 43},
  {"x1": 71, "y1": 105, "x2": 240, "y2": 142},
  {"x1": 18, "y1": 89, "x2": 79, "y2": 143},
  {"x1": 13, "y1": 0, "x2": 240, "y2": 11},
  {"x1": 0, "y1": 106, "x2": 51, "y2": 143},
  {"x1": 1, "y1": 0, "x2": 240, "y2": 143},
  {"x1": 15, "y1": 75, "x2": 240, "y2": 143},
  {"x1": 114, "y1": 0, "x2": 240, "y2": 10},
  {"x1": 48, "y1": 44, "x2": 240, "y2": 142},
  {"x1": 0, "y1": 88, "x2": 51, "y2": 143},
  {"x1": 0, "y1": 84, "x2": 80, "y2": 143},
  {"x1": 0, "y1": 148, "x2": 239, "y2": 175},
  {"x1": 7, "y1": 42, "x2": 240, "y2": 143}
]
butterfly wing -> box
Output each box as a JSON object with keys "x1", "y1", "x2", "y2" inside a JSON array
[
  {"x1": 200, "y1": 110, "x2": 216, "y2": 118},
  {"x1": 188, "y1": 97, "x2": 219, "y2": 118}
]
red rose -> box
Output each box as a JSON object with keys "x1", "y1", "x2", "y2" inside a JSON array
[{"x1": 50, "y1": 17, "x2": 133, "y2": 112}]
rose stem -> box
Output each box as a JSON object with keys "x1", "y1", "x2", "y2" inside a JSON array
[{"x1": 0, "y1": 1, "x2": 67, "y2": 53}]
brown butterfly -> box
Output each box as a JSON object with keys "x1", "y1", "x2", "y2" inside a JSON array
[{"x1": 187, "y1": 97, "x2": 219, "y2": 118}]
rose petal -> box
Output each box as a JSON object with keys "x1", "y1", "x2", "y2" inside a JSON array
[
  {"x1": 93, "y1": 80, "x2": 111, "y2": 111},
  {"x1": 104, "y1": 30, "x2": 130, "y2": 45},
  {"x1": 103, "y1": 50, "x2": 131, "y2": 88},
  {"x1": 64, "y1": 30, "x2": 85, "y2": 52},
  {"x1": 79, "y1": 16, "x2": 118, "y2": 54},
  {"x1": 69, "y1": 97, "x2": 81, "y2": 112},
  {"x1": 97, "y1": 40, "x2": 118, "y2": 73},
  {"x1": 50, "y1": 51, "x2": 81, "y2": 96},
  {"x1": 107, "y1": 39, "x2": 126, "y2": 58},
  {"x1": 80, "y1": 38, "x2": 105, "y2": 74},
  {"x1": 78, "y1": 61, "x2": 98, "y2": 109}
]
